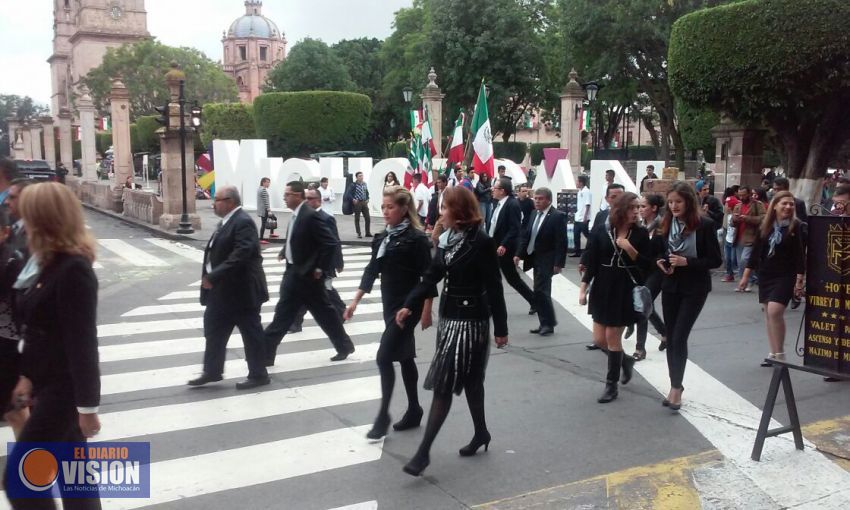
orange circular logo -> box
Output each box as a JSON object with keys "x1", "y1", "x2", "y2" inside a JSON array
[{"x1": 18, "y1": 448, "x2": 59, "y2": 492}]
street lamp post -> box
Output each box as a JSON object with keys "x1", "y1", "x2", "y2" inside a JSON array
[
  {"x1": 583, "y1": 81, "x2": 599, "y2": 158},
  {"x1": 176, "y1": 80, "x2": 194, "y2": 234}
]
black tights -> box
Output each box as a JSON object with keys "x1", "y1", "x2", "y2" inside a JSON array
[
  {"x1": 377, "y1": 359, "x2": 420, "y2": 418},
  {"x1": 662, "y1": 291, "x2": 708, "y2": 389},
  {"x1": 413, "y1": 380, "x2": 487, "y2": 459}
]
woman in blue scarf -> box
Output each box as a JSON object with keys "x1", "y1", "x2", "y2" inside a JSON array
[
  {"x1": 345, "y1": 186, "x2": 436, "y2": 440},
  {"x1": 738, "y1": 191, "x2": 805, "y2": 366}
]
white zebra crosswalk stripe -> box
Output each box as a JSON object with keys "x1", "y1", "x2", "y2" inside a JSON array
[
  {"x1": 189, "y1": 276, "x2": 365, "y2": 288},
  {"x1": 157, "y1": 288, "x2": 378, "y2": 302},
  {"x1": 144, "y1": 238, "x2": 205, "y2": 263},
  {"x1": 119, "y1": 301, "x2": 383, "y2": 318},
  {"x1": 329, "y1": 502, "x2": 378, "y2": 510},
  {"x1": 99, "y1": 426, "x2": 383, "y2": 510},
  {"x1": 0, "y1": 377, "x2": 381, "y2": 447},
  {"x1": 261, "y1": 261, "x2": 369, "y2": 273},
  {"x1": 98, "y1": 239, "x2": 170, "y2": 267},
  {"x1": 100, "y1": 343, "x2": 380, "y2": 395},
  {"x1": 99, "y1": 320, "x2": 387, "y2": 363}
]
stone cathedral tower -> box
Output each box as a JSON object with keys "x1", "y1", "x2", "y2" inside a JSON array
[
  {"x1": 222, "y1": 1, "x2": 287, "y2": 103},
  {"x1": 49, "y1": 0, "x2": 149, "y2": 116}
]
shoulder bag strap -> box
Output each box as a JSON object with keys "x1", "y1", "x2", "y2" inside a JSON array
[{"x1": 606, "y1": 227, "x2": 639, "y2": 286}]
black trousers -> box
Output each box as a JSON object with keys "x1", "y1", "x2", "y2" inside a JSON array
[
  {"x1": 293, "y1": 283, "x2": 346, "y2": 329},
  {"x1": 662, "y1": 291, "x2": 708, "y2": 389},
  {"x1": 4, "y1": 388, "x2": 101, "y2": 510},
  {"x1": 353, "y1": 201, "x2": 371, "y2": 236},
  {"x1": 532, "y1": 256, "x2": 557, "y2": 328},
  {"x1": 265, "y1": 270, "x2": 355, "y2": 358},
  {"x1": 203, "y1": 302, "x2": 268, "y2": 380},
  {"x1": 636, "y1": 271, "x2": 666, "y2": 350},
  {"x1": 258, "y1": 213, "x2": 268, "y2": 241},
  {"x1": 572, "y1": 221, "x2": 589, "y2": 255},
  {"x1": 497, "y1": 254, "x2": 535, "y2": 306}
]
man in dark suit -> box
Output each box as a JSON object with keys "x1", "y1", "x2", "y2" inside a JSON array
[
  {"x1": 517, "y1": 184, "x2": 535, "y2": 229},
  {"x1": 190, "y1": 185, "x2": 270, "y2": 390},
  {"x1": 514, "y1": 187, "x2": 567, "y2": 336},
  {"x1": 289, "y1": 187, "x2": 346, "y2": 332},
  {"x1": 264, "y1": 181, "x2": 356, "y2": 363},
  {"x1": 488, "y1": 177, "x2": 536, "y2": 314}
]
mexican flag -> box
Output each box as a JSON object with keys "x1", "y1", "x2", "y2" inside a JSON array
[
  {"x1": 470, "y1": 82, "x2": 494, "y2": 178},
  {"x1": 446, "y1": 111, "x2": 465, "y2": 168}
]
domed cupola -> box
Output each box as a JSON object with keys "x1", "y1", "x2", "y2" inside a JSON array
[{"x1": 227, "y1": 1, "x2": 284, "y2": 40}]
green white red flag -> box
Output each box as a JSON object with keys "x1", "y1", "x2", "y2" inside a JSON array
[
  {"x1": 446, "y1": 111, "x2": 465, "y2": 168},
  {"x1": 470, "y1": 82, "x2": 494, "y2": 178}
]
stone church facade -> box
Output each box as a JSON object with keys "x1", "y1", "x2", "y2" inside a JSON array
[
  {"x1": 222, "y1": 1, "x2": 287, "y2": 103},
  {"x1": 49, "y1": 0, "x2": 149, "y2": 117}
]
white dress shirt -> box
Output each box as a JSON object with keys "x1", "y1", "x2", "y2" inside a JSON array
[
  {"x1": 575, "y1": 187, "x2": 592, "y2": 222},
  {"x1": 489, "y1": 196, "x2": 509, "y2": 237},
  {"x1": 319, "y1": 186, "x2": 335, "y2": 214},
  {"x1": 414, "y1": 183, "x2": 431, "y2": 217},
  {"x1": 285, "y1": 202, "x2": 305, "y2": 263}
]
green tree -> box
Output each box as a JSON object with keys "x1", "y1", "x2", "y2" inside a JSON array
[
  {"x1": 561, "y1": 0, "x2": 731, "y2": 170},
  {"x1": 130, "y1": 115, "x2": 161, "y2": 154},
  {"x1": 669, "y1": 0, "x2": 850, "y2": 203},
  {"x1": 0, "y1": 95, "x2": 50, "y2": 156},
  {"x1": 199, "y1": 103, "x2": 255, "y2": 148},
  {"x1": 81, "y1": 39, "x2": 238, "y2": 118},
  {"x1": 265, "y1": 38, "x2": 355, "y2": 92},
  {"x1": 677, "y1": 102, "x2": 719, "y2": 163}
]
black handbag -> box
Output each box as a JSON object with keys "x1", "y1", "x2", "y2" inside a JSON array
[
  {"x1": 607, "y1": 229, "x2": 653, "y2": 319},
  {"x1": 266, "y1": 213, "x2": 278, "y2": 230}
]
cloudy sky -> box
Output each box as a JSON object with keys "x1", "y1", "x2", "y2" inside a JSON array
[{"x1": 0, "y1": 0, "x2": 412, "y2": 108}]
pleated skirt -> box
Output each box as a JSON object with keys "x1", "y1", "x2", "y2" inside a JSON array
[{"x1": 424, "y1": 318, "x2": 490, "y2": 396}]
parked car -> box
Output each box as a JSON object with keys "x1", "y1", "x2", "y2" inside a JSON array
[{"x1": 14, "y1": 160, "x2": 57, "y2": 182}]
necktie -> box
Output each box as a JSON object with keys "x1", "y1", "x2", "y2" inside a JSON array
[
  {"x1": 527, "y1": 211, "x2": 544, "y2": 254},
  {"x1": 285, "y1": 212, "x2": 296, "y2": 263},
  {"x1": 489, "y1": 203, "x2": 501, "y2": 236}
]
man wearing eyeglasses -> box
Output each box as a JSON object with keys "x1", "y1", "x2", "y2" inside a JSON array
[
  {"x1": 832, "y1": 183, "x2": 849, "y2": 217},
  {"x1": 488, "y1": 178, "x2": 536, "y2": 315},
  {"x1": 191, "y1": 185, "x2": 270, "y2": 390}
]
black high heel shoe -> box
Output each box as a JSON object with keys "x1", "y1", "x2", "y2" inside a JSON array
[
  {"x1": 459, "y1": 431, "x2": 491, "y2": 457},
  {"x1": 402, "y1": 452, "x2": 430, "y2": 476},
  {"x1": 366, "y1": 414, "x2": 391, "y2": 440},
  {"x1": 668, "y1": 386, "x2": 684, "y2": 411},
  {"x1": 392, "y1": 406, "x2": 423, "y2": 431}
]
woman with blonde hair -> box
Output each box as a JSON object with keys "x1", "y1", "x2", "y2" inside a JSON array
[
  {"x1": 738, "y1": 190, "x2": 805, "y2": 366},
  {"x1": 5, "y1": 182, "x2": 102, "y2": 510},
  {"x1": 345, "y1": 186, "x2": 435, "y2": 440}
]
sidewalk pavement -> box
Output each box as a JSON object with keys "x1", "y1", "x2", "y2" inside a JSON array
[{"x1": 83, "y1": 199, "x2": 380, "y2": 246}]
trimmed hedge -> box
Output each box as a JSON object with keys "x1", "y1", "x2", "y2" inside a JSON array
[
  {"x1": 200, "y1": 103, "x2": 255, "y2": 148},
  {"x1": 669, "y1": 0, "x2": 850, "y2": 122},
  {"x1": 493, "y1": 142, "x2": 527, "y2": 164},
  {"x1": 530, "y1": 142, "x2": 561, "y2": 166},
  {"x1": 253, "y1": 91, "x2": 371, "y2": 158}
]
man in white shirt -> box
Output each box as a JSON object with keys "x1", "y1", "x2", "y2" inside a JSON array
[
  {"x1": 571, "y1": 174, "x2": 592, "y2": 257},
  {"x1": 318, "y1": 177, "x2": 336, "y2": 215},
  {"x1": 411, "y1": 173, "x2": 431, "y2": 225},
  {"x1": 599, "y1": 169, "x2": 615, "y2": 211}
]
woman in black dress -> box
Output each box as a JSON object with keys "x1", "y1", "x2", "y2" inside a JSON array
[
  {"x1": 395, "y1": 186, "x2": 508, "y2": 476},
  {"x1": 657, "y1": 182, "x2": 722, "y2": 411},
  {"x1": 345, "y1": 186, "x2": 436, "y2": 440},
  {"x1": 737, "y1": 191, "x2": 805, "y2": 366},
  {"x1": 5, "y1": 183, "x2": 101, "y2": 510},
  {"x1": 579, "y1": 192, "x2": 649, "y2": 403}
]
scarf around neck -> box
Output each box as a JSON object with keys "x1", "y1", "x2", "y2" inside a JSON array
[
  {"x1": 768, "y1": 219, "x2": 791, "y2": 258},
  {"x1": 668, "y1": 218, "x2": 688, "y2": 253},
  {"x1": 13, "y1": 255, "x2": 41, "y2": 290},
  {"x1": 377, "y1": 219, "x2": 410, "y2": 259}
]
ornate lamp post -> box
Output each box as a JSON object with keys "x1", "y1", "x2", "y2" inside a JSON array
[{"x1": 583, "y1": 81, "x2": 600, "y2": 158}]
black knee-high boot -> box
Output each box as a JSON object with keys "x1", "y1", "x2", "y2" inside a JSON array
[
  {"x1": 393, "y1": 359, "x2": 423, "y2": 430},
  {"x1": 367, "y1": 361, "x2": 394, "y2": 439},
  {"x1": 598, "y1": 351, "x2": 622, "y2": 403},
  {"x1": 403, "y1": 393, "x2": 452, "y2": 476}
]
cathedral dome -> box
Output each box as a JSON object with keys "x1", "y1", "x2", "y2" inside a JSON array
[{"x1": 227, "y1": 1, "x2": 282, "y2": 39}]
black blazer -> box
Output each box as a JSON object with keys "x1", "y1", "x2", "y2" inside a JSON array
[
  {"x1": 659, "y1": 216, "x2": 723, "y2": 295},
  {"x1": 16, "y1": 253, "x2": 100, "y2": 408},
  {"x1": 404, "y1": 228, "x2": 508, "y2": 337},
  {"x1": 518, "y1": 197, "x2": 534, "y2": 229},
  {"x1": 201, "y1": 208, "x2": 269, "y2": 308},
  {"x1": 517, "y1": 207, "x2": 568, "y2": 269},
  {"x1": 279, "y1": 203, "x2": 338, "y2": 276},
  {"x1": 702, "y1": 195, "x2": 724, "y2": 228},
  {"x1": 427, "y1": 191, "x2": 441, "y2": 227},
  {"x1": 360, "y1": 227, "x2": 436, "y2": 313},
  {"x1": 316, "y1": 208, "x2": 344, "y2": 276},
  {"x1": 487, "y1": 196, "x2": 523, "y2": 254}
]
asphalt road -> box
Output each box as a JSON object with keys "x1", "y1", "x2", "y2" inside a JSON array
[{"x1": 1, "y1": 210, "x2": 848, "y2": 510}]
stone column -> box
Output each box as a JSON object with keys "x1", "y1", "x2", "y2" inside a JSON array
[
  {"x1": 40, "y1": 116, "x2": 56, "y2": 169},
  {"x1": 21, "y1": 122, "x2": 32, "y2": 160},
  {"x1": 560, "y1": 69, "x2": 585, "y2": 172},
  {"x1": 58, "y1": 107, "x2": 74, "y2": 171},
  {"x1": 77, "y1": 93, "x2": 98, "y2": 181},
  {"x1": 158, "y1": 64, "x2": 200, "y2": 230},
  {"x1": 110, "y1": 79, "x2": 133, "y2": 191},
  {"x1": 6, "y1": 114, "x2": 19, "y2": 154},
  {"x1": 420, "y1": 67, "x2": 445, "y2": 156},
  {"x1": 711, "y1": 116, "x2": 766, "y2": 191}
]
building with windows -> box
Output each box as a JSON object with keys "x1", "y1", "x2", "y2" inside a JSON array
[{"x1": 222, "y1": 1, "x2": 287, "y2": 103}]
